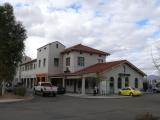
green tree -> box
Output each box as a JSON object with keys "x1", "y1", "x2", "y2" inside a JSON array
[{"x1": 0, "y1": 3, "x2": 26, "y2": 95}]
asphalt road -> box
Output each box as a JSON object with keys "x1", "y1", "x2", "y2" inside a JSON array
[{"x1": 0, "y1": 94, "x2": 160, "y2": 120}]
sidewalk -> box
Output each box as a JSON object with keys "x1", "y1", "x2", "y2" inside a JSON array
[
  {"x1": 0, "y1": 89, "x2": 34, "y2": 103},
  {"x1": 65, "y1": 93, "x2": 131, "y2": 99}
]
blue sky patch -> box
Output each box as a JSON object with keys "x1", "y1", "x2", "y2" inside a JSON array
[
  {"x1": 47, "y1": 3, "x2": 81, "y2": 13},
  {"x1": 95, "y1": 10, "x2": 103, "y2": 17},
  {"x1": 136, "y1": 18, "x2": 149, "y2": 27},
  {"x1": 98, "y1": 0, "x2": 110, "y2": 5},
  {"x1": 152, "y1": 28, "x2": 160, "y2": 37},
  {"x1": 15, "y1": 3, "x2": 30, "y2": 8},
  {"x1": 47, "y1": 6, "x2": 67, "y2": 12},
  {"x1": 68, "y1": 3, "x2": 81, "y2": 12}
]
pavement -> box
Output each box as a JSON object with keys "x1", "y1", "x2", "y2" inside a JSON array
[
  {"x1": 0, "y1": 99, "x2": 25, "y2": 103},
  {"x1": 0, "y1": 89, "x2": 34, "y2": 103},
  {"x1": 0, "y1": 91, "x2": 149, "y2": 103},
  {"x1": 0, "y1": 94, "x2": 160, "y2": 120}
]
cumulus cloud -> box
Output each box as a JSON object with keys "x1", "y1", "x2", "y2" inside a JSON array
[{"x1": 1, "y1": 0, "x2": 160, "y2": 75}]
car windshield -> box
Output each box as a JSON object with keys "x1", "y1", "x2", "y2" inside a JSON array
[{"x1": 41, "y1": 83, "x2": 52, "y2": 87}]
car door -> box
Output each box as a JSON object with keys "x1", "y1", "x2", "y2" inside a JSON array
[{"x1": 123, "y1": 88, "x2": 130, "y2": 95}]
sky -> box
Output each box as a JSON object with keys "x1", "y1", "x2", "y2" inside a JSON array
[{"x1": 1, "y1": 0, "x2": 160, "y2": 75}]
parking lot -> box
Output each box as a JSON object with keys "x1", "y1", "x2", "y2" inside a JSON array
[{"x1": 0, "y1": 94, "x2": 160, "y2": 120}]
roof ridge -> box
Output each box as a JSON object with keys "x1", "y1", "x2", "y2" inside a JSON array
[{"x1": 61, "y1": 43, "x2": 110, "y2": 55}]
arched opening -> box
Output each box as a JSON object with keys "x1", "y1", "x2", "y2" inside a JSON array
[
  {"x1": 117, "y1": 77, "x2": 122, "y2": 89},
  {"x1": 125, "y1": 77, "x2": 129, "y2": 87}
]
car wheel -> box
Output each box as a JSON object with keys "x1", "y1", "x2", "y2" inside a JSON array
[
  {"x1": 129, "y1": 92, "x2": 133, "y2": 96},
  {"x1": 118, "y1": 92, "x2": 121, "y2": 95}
]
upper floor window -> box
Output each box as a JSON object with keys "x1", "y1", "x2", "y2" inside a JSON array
[
  {"x1": 56, "y1": 44, "x2": 58, "y2": 48},
  {"x1": 38, "y1": 60, "x2": 41, "y2": 68},
  {"x1": 54, "y1": 58, "x2": 59, "y2": 67},
  {"x1": 98, "y1": 59, "x2": 103, "y2": 63},
  {"x1": 25, "y1": 65, "x2": 27, "y2": 71},
  {"x1": 123, "y1": 65, "x2": 126, "y2": 73},
  {"x1": 78, "y1": 57, "x2": 85, "y2": 66},
  {"x1": 66, "y1": 57, "x2": 70, "y2": 66},
  {"x1": 43, "y1": 58, "x2": 46, "y2": 67},
  {"x1": 34, "y1": 64, "x2": 36, "y2": 69},
  {"x1": 30, "y1": 64, "x2": 33, "y2": 70}
]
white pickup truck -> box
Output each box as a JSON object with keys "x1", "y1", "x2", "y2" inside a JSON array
[{"x1": 33, "y1": 82, "x2": 57, "y2": 97}]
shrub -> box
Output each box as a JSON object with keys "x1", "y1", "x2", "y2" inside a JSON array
[
  {"x1": 136, "y1": 113, "x2": 159, "y2": 120},
  {"x1": 14, "y1": 86, "x2": 26, "y2": 96}
]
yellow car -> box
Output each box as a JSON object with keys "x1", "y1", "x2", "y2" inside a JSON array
[{"x1": 118, "y1": 87, "x2": 142, "y2": 96}]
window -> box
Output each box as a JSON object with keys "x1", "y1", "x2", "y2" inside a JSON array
[
  {"x1": 78, "y1": 57, "x2": 85, "y2": 66},
  {"x1": 125, "y1": 77, "x2": 129, "y2": 87},
  {"x1": 34, "y1": 64, "x2": 36, "y2": 69},
  {"x1": 30, "y1": 64, "x2": 33, "y2": 70},
  {"x1": 38, "y1": 60, "x2": 41, "y2": 68},
  {"x1": 135, "y1": 78, "x2": 138, "y2": 88},
  {"x1": 43, "y1": 58, "x2": 46, "y2": 67},
  {"x1": 98, "y1": 59, "x2": 103, "y2": 63},
  {"x1": 110, "y1": 77, "x2": 114, "y2": 88},
  {"x1": 123, "y1": 65, "x2": 126, "y2": 73},
  {"x1": 66, "y1": 57, "x2": 70, "y2": 66},
  {"x1": 56, "y1": 44, "x2": 58, "y2": 48},
  {"x1": 54, "y1": 58, "x2": 59, "y2": 67},
  {"x1": 117, "y1": 77, "x2": 122, "y2": 89},
  {"x1": 25, "y1": 65, "x2": 27, "y2": 71}
]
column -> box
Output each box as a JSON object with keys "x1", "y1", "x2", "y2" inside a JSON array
[
  {"x1": 81, "y1": 77, "x2": 85, "y2": 95},
  {"x1": 62, "y1": 78, "x2": 65, "y2": 88}
]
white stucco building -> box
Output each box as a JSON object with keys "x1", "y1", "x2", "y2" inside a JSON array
[{"x1": 15, "y1": 41, "x2": 146, "y2": 95}]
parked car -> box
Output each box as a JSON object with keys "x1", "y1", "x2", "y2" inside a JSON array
[
  {"x1": 118, "y1": 87, "x2": 142, "y2": 96},
  {"x1": 152, "y1": 83, "x2": 160, "y2": 93},
  {"x1": 57, "y1": 85, "x2": 65, "y2": 94},
  {"x1": 33, "y1": 82, "x2": 57, "y2": 97}
]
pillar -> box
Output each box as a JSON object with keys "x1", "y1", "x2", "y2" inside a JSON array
[
  {"x1": 81, "y1": 77, "x2": 85, "y2": 95},
  {"x1": 62, "y1": 78, "x2": 65, "y2": 88}
]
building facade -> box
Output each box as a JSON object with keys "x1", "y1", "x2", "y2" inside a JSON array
[{"x1": 15, "y1": 41, "x2": 146, "y2": 94}]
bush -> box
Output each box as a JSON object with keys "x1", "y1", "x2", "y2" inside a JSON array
[
  {"x1": 136, "y1": 113, "x2": 159, "y2": 120},
  {"x1": 14, "y1": 86, "x2": 26, "y2": 96}
]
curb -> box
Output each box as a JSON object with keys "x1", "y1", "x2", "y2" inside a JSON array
[{"x1": 65, "y1": 94, "x2": 132, "y2": 99}]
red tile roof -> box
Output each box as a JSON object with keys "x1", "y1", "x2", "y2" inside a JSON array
[
  {"x1": 61, "y1": 44, "x2": 110, "y2": 56},
  {"x1": 73, "y1": 60, "x2": 146, "y2": 76}
]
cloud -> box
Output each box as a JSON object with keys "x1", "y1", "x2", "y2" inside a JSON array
[{"x1": 1, "y1": 0, "x2": 160, "y2": 75}]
